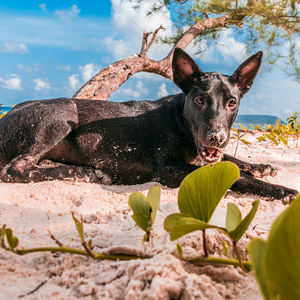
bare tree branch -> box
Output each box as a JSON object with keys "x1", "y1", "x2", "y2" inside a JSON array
[
  {"x1": 73, "y1": 14, "x2": 232, "y2": 100},
  {"x1": 140, "y1": 32, "x2": 152, "y2": 54},
  {"x1": 140, "y1": 25, "x2": 165, "y2": 56}
]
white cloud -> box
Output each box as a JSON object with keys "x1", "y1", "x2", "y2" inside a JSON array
[
  {"x1": 0, "y1": 75, "x2": 22, "y2": 90},
  {"x1": 123, "y1": 88, "x2": 141, "y2": 98},
  {"x1": 33, "y1": 78, "x2": 50, "y2": 91},
  {"x1": 54, "y1": 4, "x2": 80, "y2": 22},
  {"x1": 107, "y1": 0, "x2": 174, "y2": 60},
  {"x1": 1, "y1": 42, "x2": 28, "y2": 54},
  {"x1": 189, "y1": 29, "x2": 247, "y2": 64},
  {"x1": 17, "y1": 63, "x2": 40, "y2": 73},
  {"x1": 157, "y1": 82, "x2": 168, "y2": 98},
  {"x1": 136, "y1": 81, "x2": 148, "y2": 95},
  {"x1": 104, "y1": 37, "x2": 135, "y2": 60},
  {"x1": 216, "y1": 29, "x2": 247, "y2": 62},
  {"x1": 67, "y1": 63, "x2": 100, "y2": 92},
  {"x1": 68, "y1": 74, "x2": 80, "y2": 91},
  {"x1": 39, "y1": 3, "x2": 48, "y2": 13},
  {"x1": 120, "y1": 80, "x2": 149, "y2": 98},
  {"x1": 57, "y1": 65, "x2": 71, "y2": 72},
  {"x1": 0, "y1": 10, "x2": 110, "y2": 51},
  {"x1": 111, "y1": 0, "x2": 172, "y2": 36},
  {"x1": 79, "y1": 63, "x2": 100, "y2": 82},
  {"x1": 134, "y1": 72, "x2": 164, "y2": 81}
]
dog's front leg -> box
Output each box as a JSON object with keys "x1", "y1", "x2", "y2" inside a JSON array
[
  {"x1": 155, "y1": 162, "x2": 198, "y2": 188},
  {"x1": 223, "y1": 154, "x2": 278, "y2": 178},
  {"x1": 156, "y1": 161, "x2": 298, "y2": 202},
  {"x1": 231, "y1": 171, "x2": 298, "y2": 202}
]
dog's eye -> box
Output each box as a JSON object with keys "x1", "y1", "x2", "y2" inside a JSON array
[
  {"x1": 228, "y1": 99, "x2": 237, "y2": 108},
  {"x1": 195, "y1": 97, "x2": 205, "y2": 105}
]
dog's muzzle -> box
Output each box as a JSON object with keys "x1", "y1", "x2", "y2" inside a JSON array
[{"x1": 199, "y1": 145, "x2": 223, "y2": 164}]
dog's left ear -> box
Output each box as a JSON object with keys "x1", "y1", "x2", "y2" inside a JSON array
[
  {"x1": 232, "y1": 51, "x2": 263, "y2": 95},
  {"x1": 172, "y1": 48, "x2": 202, "y2": 94}
]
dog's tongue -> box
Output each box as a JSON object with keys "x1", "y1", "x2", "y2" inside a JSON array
[
  {"x1": 205, "y1": 147, "x2": 218, "y2": 158},
  {"x1": 201, "y1": 146, "x2": 222, "y2": 163}
]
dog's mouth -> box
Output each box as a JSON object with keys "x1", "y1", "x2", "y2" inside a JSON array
[{"x1": 200, "y1": 146, "x2": 223, "y2": 164}]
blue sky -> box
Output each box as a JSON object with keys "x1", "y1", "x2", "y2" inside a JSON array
[{"x1": 0, "y1": 0, "x2": 299, "y2": 120}]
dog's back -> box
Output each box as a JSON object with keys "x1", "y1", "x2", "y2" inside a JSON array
[{"x1": 0, "y1": 94, "x2": 192, "y2": 185}]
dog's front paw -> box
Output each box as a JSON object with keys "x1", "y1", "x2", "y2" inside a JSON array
[
  {"x1": 0, "y1": 163, "x2": 23, "y2": 182},
  {"x1": 240, "y1": 163, "x2": 278, "y2": 178},
  {"x1": 280, "y1": 188, "x2": 299, "y2": 205},
  {"x1": 0, "y1": 155, "x2": 37, "y2": 182},
  {"x1": 282, "y1": 191, "x2": 299, "y2": 205}
]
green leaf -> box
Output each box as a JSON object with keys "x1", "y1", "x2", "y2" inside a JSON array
[
  {"x1": 257, "y1": 136, "x2": 266, "y2": 142},
  {"x1": 266, "y1": 135, "x2": 278, "y2": 146},
  {"x1": 226, "y1": 203, "x2": 242, "y2": 232},
  {"x1": 248, "y1": 239, "x2": 273, "y2": 300},
  {"x1": 88, "y1": 239, "x2": 93, "y2": 249},
  {"x1": 278, "y1": 136, "x2": 288, "y2": 145},
  {"x1": 71, "y1": 212, "x2": 85, "y2": 243},
  {"x1": 228, "y1": 200, "x2": 260, "y2": 242},
  {"x1": 177, "y1": 243, "x2": 184, "y2": 258},
  {"x1": 240, "y1": 139, "x2": 251, "y2": 145},
  {"x1": 164, "y1": 213, "x2": 190, "y2": 232},
  {"x1": 239, "y1": 124, "x2": 248, "y2": 131},
  {"x1": 128, "y1": 192, "x2": 151, "y2": 233},
  {"x1": 222, "y1": 240, "x2": 229, "y2": 257},
  {"x1": 273, "y1": 129, "x2": 281, "y2": 135},
  {"x1": 142, "y1": 233, "x2": 148, "y2": 243},
  {"x1": 147, "y1": 187, "x2": 160, "y2": 223},
  {"x1": 264, "y1": 194, "x2": 300, "y2": 300},
  {"x1": 167, "y1": 216, "x2": 220, "y2": 241},
  {"x1": 0, "y1": 225, "x2": 6, "y2": 247},
  {"x1": 5, "y1": 228, "x2": 19, "y2": 249},
  {"x1": 129, "y1": 187, "x2": 161, "y2": 240},
  {"x1": 178, "y1": 161, "x2": 240, "y2": 222}
]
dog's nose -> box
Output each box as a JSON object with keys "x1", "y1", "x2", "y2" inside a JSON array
[{"x1": 207, "y1": 132, "x2": 225, "y2": 145}]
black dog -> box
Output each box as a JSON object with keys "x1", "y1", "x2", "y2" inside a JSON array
[{"x1": 0, "y1": 48, "x2": 297, "y2": 200}]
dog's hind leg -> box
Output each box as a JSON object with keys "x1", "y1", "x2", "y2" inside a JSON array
[
  {"x1": 223, "y1": 154, "x2": 278, "y2": 178},
  {"x1": 0, "y1": 99, "x2": 78, "y2": 182},
  {"x1": 4, "y1": 160, "x2": 112, "y2": 184}
]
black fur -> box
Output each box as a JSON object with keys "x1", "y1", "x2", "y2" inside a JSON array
[{"x1": 0, "y1": 48, "x2": 297, "y2": 200}]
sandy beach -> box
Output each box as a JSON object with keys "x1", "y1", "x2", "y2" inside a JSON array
[{"x1": 0, "y1": 131, "x2": 299, "y2": 299}]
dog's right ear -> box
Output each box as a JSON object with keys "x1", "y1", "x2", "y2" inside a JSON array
[
  {"x1": 172, "y1": 48, "x2": 202, "y2": 94},
  {"x1": 232, "y1": 51, "x2": 263, "y2": 96}
]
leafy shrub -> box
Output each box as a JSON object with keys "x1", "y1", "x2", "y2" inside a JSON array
[
  {"x1": 287, "y1": 112, "x2": 300, "y2": 150},
  {"x1": 231, "y1": 126, "x2": 251, "y2": 157},
  {"x1": 257, "y1": 119, "x2": 289, "y2": 146}
]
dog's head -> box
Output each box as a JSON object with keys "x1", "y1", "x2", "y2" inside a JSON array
[{"x1": 172, "y1": 47, "x2": 262, "y2": 164}]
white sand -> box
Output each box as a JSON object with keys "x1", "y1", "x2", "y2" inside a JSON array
[{"x1": 0, "y1": 132, "x2": 299, "y2": 299}]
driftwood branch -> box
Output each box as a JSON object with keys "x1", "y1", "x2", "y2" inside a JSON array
[
  {"x1": 140, "y1": 25, "x2": 165, "y2": 56},
  {"x1": 73, "y1": 14, "x2": 232, "y2": 100}
]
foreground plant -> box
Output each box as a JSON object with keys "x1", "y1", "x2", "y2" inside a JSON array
[
  {"x1": 128, "y1": 187, "x2": 160, "y2": 242},
  {"x1": 2, "y1": 161, "x2": 300, "y2": 299},
  {"x1": 0, "y1": 219, "x2": 148, "y2": 261},
  {"x1": 249, "y1": 194, "x2": 300, "y2": 300},
  {"x1": 164, "y1": 161, "x2": 259, "y2": 269}
]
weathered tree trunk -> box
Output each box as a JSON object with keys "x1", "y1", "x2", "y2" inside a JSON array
[{"x1": 73, "y1": 14, "x2": 232, "y2": 100}]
